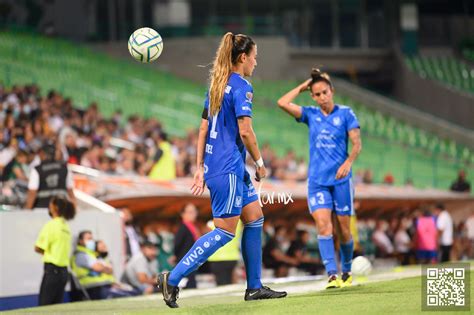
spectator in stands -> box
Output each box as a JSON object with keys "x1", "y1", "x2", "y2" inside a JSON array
[
  {"x1": 25, "y1": 142, "x2": 76, "y2": 209},
  {"x1": 174, "y1": 203, "x2": 201, "y2": 288},
  {"x1": 35, "y1": 196, "x2": 76, "y2": 306},
  {"x1": 466, "y1": 213, "x2": 474, "y2": 259},
  {"x1": 414, "y1": 209, "x2": 438, "y2": 264},
  {"x1": 287, "y1": 230, "x2": 322, "y2": 275},
  {"x1": 383, "y1": 173, "x2": 394, "y2": 185},
  {"x1": 121, "y1": 208, "x2": 142, "y2": 261},
  {"x1": 263, "y1": 225, "x2": 299, "y2": 277},
  {"x1": 450, "y1": 170, "x2": 471, "y2": 192},
  {"x1": 372, "y1": 220, "x2": 394, "y2": 257},
  {"x1": 362, "y1": 169, "x2": 373, "y2": 184},
  {"x1": 452, "y1": 222, "x2": 470, "y2": 261},
  {"x1": 433, "y1": 203, "x2": 453, "y2": 262},
  {"x1": 1, "y1": 149, "x2": 29, "y2": 182},
  {"x1": 71, "y1": 231, "x2": 114, "y2": 300},
  {"x1": 121, "y1": 241, "x2": 159, "y2": 295},
  {"x1": 394, "y1": 218, "x2": 412, "y2": 265}
]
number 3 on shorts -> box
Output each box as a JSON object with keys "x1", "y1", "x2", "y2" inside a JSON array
[{"x1": 316, "y1": 192, "x2": 325, "y2": 204}]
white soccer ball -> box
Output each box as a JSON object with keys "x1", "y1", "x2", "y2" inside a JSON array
[
  {"x1": 128, "y1": 27, "x2": 163, "y2": 63},
  {"x1": 351, "y1": 256, "x2": 372, "y2": 276}
]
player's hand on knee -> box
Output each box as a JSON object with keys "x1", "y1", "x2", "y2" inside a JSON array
[{"x1": 255, "y1": 166, "x2": 267, "y2": 182}]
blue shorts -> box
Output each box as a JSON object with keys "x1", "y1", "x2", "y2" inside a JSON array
[
  {"x1": 206, "y1": 172, "x2": 258, "y2": 218},
  {"x1": 307, "y1": 179, "x2": 354, "y2": 216},
  {"x1": 416, "y1": 250, "x2": 438, "y2": 261},
  {"x1": 243, "y1": 171, "x2": 259, "y2": 207}
]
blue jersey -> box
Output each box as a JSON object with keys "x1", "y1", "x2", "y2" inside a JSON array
[
  {"x1": 297, "y1": 104, "x2": 359, "y2": 186},
  {"x1": 203, "y1": 72, "x2": 253, "y2": 181}
]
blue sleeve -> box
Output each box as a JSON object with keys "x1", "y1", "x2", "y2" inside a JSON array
[
  {"x1": 233, "y1": 84, "x2": 253, "y2": 118},
  {"x1": 295, "y1": 106, "x2": 310, "y2": 125},
  {"x1": 345, "y1": 108, "x2": 360, "y2": 131}
]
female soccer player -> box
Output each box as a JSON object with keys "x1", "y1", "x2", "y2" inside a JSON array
[
  {"x1": 277, "y1": 69, "x2": 362, "y2": 289},
  {"x1": 158, "y1": 32, "x2": 286, "y2": 308}
]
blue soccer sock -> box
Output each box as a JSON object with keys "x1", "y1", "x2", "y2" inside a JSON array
[
  {"x1": 340, "y1": 238, "x2": 354, "y2": 274},
  {"x1": 318, "y1": 234, "x2": 338, "y2": 276},
  {"x1": 168, "y1": 228, "x2": 234, "y2": 286},
  {"x1": 242, "y1": 217, "x2": 264, "y2": 289}
]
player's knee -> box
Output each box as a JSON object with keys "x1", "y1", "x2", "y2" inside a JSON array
[
  {"x1": 316, "y1": 220, "x2": 332, "y2": 235},
  {"x1": 318, "y1": 225, "x2": 333, "y2": 236}
]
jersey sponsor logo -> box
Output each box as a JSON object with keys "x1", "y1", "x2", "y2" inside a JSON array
[
  {"x1": 203, "y1": 242, "x2": 210, "y2": 248},
  {"x1": 333, "y1": 117, "x2": 341, "y2": 126},
  {"x1": 182, "y1": 246, "x2": 205, "y2": 266},
  {"x1": 215, "y1": 234, "x2": 221, "y2": 241},
  {"x1": 242, "y1": 106, "x2": 251, "y2": 111},
  {"x1": 225, "y1": 86, "x2": 232, "y2": 94}
]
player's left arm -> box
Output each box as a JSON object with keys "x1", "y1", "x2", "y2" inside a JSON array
[{"x1": 335, "y1": 128, "x2": 362, "y2": 180}]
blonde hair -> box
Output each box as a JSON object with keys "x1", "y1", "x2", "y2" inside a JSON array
[
  {"x1": 208, "y1": 33, "x2": 255, "y2": 117},
  {"x1": 209, "y1": 32, "x2": 234, "y2": 117}
]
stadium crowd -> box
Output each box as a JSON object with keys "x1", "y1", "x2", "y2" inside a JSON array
[
  {"x1": 3, "y1": 84, "x2": 468, "y2": 206},
  {"x1": 0, "y1": 84, "x2": 312, "y2": 205}
]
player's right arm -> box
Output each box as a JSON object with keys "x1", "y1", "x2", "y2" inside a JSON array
[
  {"x1": 277, "y1": 79, "x2": 312, "y2": 118},
  {"x1": 191, "y1": 110, "x2": 208, "y2": 196},
  {"x1": 237, "y1": 117, "x2": 266, "y2": 181}
]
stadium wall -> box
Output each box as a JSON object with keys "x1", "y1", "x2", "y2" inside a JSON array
[
  {"x1": 93, "y1": 36, "x2": 392, "y2": 83},
  {"x1": 393, "y1": 51, "x2": 474, "y2": 131}
]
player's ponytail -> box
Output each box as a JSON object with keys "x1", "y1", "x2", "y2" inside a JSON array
[
  {"x1": 209, "y1": 32, "x2": 234, "y2": 117},
  {"x1": 310, "y1": 68, "x2": 333, "y2": 90},
  {"x1": 209, "y1": 33, "x2": 255, "y2": 117}
]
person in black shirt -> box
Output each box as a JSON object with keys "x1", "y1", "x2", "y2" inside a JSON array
[
  {"x1": 25, "y1": 143, "x2": 75, "y2": 209},
  {"x1": 450, "y1": 170, "x2": 471, "y2": 193}
]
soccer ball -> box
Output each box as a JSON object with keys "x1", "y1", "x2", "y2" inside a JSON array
[
  {"x1": 128, "y1": 27, "x2": 163, "y2": 63},
  {"x1": 351, "y1": 256, "x2": 372, "y2": 276}
]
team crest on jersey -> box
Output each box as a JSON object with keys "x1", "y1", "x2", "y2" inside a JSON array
[
  {"x1": 235, "y1": 195, "x2": 242, "y2": 207},
  {"x1": 246, "y1": 92, "x2": 253, "y2": 101},
  {"x1": 333, "y1": 117, "x2": 341, "y2": 126}
]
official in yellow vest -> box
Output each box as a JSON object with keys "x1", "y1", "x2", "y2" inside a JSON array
[
  {"x1": 71, "y1": 231, "x2": 114, "y2": 300},
  {"x1": 35, "y1": 196, "x2": 76, "y2": 306}
]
